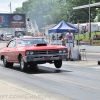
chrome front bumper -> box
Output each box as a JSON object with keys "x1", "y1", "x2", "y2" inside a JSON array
[{"x1": 23, "y1": 53, "x2": 68, "y2": 63}]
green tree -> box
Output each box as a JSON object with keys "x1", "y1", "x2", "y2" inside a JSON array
[
  {"x1": 14, "y1": 0, "x2": 99, "y2": 30},
  {"x1": 98, "y1": 14, "x2": 100, "y2": 22}
]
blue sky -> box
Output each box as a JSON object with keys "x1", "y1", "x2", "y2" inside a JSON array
[{"x1": 0, "y1": 0, "x2": 26, "y2": 13}]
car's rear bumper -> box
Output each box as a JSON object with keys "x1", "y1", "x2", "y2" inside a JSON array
[{"x1": 23, "y1": 53, "x2": 68, "y2": 63}]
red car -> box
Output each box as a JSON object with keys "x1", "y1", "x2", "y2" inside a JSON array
[{"x1": 0, "y1": 36, "x2": 68, "y2": 71}]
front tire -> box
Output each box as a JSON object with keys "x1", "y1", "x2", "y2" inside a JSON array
[
  {"x1": 3, "y1": 57, "x2": 13, "y2": 68},
  {"x1": 20, "y1": 57, "x2": 28, "y2": 71},
  {"x1": 54, "y1": 60, "x2": 62, "y2": 68}
]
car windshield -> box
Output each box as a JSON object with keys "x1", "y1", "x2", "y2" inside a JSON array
[{"x1": 17, "y1": 38, "x2": 48, "y2": 46}]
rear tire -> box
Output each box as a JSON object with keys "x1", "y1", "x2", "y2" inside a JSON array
[
  {"x1": 54, "y1": 60, "x2": 62, "y2": 68},
  {"x1": 20, "y1": 57, "x2": 28, "y2": 71},
  {"x1": 3, "y1": 57, "x2": 13, "y2": 68}
]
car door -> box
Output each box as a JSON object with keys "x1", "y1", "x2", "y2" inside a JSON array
[{"x1": 7, "y1": 40, "x2": 17, "y2": 62}]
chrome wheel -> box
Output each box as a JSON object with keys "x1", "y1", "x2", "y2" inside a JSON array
[
  {"x1": 20, "y1": 58, "x2": 24, "y2": 69},
  {"x1": 3, "y1": 58, "x2": 7, "y2": 66},
  {"x1": 20, "y1": 57, "x2": 28, "y2": 71}
]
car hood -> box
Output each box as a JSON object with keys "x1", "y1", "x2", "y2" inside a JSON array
[{"x1": 18, "y1": 44, "x2": 67, "y2": 51}]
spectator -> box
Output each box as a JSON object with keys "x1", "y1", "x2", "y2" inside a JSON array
[
  {"x1": 57, "y1": 34, "x2": 59, "y2": 40},
  {"x1": 52, "y1": 35, "x2": 55, "y2": 40},
  {"x1": 59, "y1": 34, "x2": 63, "y2": 40},
  {"x1": 61, "y1": 34, "x2": 65, "y2": 46},
  {"x1": 83, "y1": 29, "x2": 86, "y2": 37},
  {"x1": 93, "y1": 35, "x2": 98, "y2": 40},
  {"x1": 64, "y1": 29, "x2": 74, "y2": 61},
  {"x1": 1, "y1": 33, "x2": 3, "y2": 40}
]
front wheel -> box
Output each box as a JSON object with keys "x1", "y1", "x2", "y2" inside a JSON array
[
  {"x1": 3, "y1": 57, "x2": 13, "y2": 68},
  {"x1": 20, "y1": 57, "x2": 28, "y2": 71},
  {"x1": 54, "y1": 60, "x2": 62, "y2": 68}
]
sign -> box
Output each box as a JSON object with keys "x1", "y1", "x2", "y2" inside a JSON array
[
  {"x1": 0, "y1": 14, "x2": 26, "y2": 28},
  {"x1": 91, "y1": 40, "x2": 100, "y2": 46}
]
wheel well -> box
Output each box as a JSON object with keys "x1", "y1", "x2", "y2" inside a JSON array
[
  {"x1": 18, "y1": 54, "x2": 22, "y2": 62},
  {"x1": 1, "y1": 55, "x2": 4, "y2": 60}
]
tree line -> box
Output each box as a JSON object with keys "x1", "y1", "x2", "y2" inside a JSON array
[{"x1": 14, "y1": 0, "x2": 100, "y2": 30}]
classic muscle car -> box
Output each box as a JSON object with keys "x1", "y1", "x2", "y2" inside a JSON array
[{"x1": 0, "y1": 36, "x2": 68, "y2": 71}]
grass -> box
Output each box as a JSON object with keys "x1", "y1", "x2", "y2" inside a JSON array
[{"x1": 75, "y1": 32, "x2": 100, "y2": 41}]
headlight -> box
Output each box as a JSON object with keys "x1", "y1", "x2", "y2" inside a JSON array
[
  {"x1": 59, "y1": 50, "x2": 62, "y2": 53},
  {"x1": 30, "y1": 51, "x2": 34, "y2": 55},
  {"x1": 26, "y1": 51, "x2": 30, "y2": 55},
  {"x1": 63, "y1": 50, "x2": 66, "y2": 53}
]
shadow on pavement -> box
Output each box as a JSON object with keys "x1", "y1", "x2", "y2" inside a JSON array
[{"x1": 0, "y1": 63, "x2": 72, "y2": 74}]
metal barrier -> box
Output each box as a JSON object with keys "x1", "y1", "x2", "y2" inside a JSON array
[{"x1": 80, "y1": 49, "x2": 87, "y2": 60}]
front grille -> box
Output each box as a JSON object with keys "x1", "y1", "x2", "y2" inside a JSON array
[{"x1": 33, "y1": 50, "x2": 59, "y2": 55}]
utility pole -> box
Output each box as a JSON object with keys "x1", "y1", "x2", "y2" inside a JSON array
[
  {"x1": 67, "y1": 11, "x2": 70, "y2": 22},
  {"x1": 89, "y1": 0, "x2": 91, "y2": 40},
  {"x1": 9, "y1": 2, "x2": 12, "y2": 13}
]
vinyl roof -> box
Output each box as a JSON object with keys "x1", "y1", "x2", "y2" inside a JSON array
[{"x1": 73, "y1": 2, "x2": 100, "y2": 10}]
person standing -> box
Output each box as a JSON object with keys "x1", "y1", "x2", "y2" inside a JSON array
[
  {"x1": 1, "y1": 33, "x2": 3, "y2": 41},
  {"x1": 61, "y1": 34, "x2": 66, "y2": 46},
  {"x1": 64, "y1": 29, "x2": 74, "y2": 60}
]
